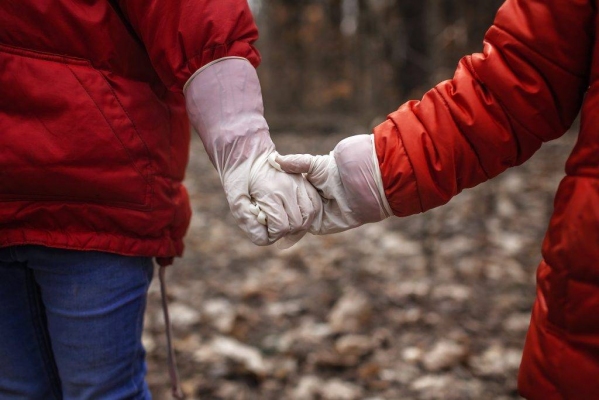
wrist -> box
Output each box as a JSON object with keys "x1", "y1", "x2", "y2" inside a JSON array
[{"x1": 334, "y1": 134, "x2": 392, "y2": 222}]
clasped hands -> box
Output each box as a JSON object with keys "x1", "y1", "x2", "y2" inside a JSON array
[
  {"x1": 184, "y1": 57, "x2": 391, "y2": 248},
  {"x1": 261, "y1": 134, "x2": 392, "y2": 247}
]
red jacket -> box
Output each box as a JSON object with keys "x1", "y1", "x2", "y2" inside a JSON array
[
  {"x1": 374, "y1": 0, "x2": 596, "y2": 398},
  {"x1": 0, "y1": 1, "x2": 260, "y2": 262}
]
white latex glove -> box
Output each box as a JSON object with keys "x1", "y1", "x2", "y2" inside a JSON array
[
  {"x1": 184, "y1": 57, "x2": 321, "y2": 246},
  {"x1": 272, "y1": 134, "x2": 392, "y2": 234}
]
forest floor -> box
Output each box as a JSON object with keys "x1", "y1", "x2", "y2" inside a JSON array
[{"x1": 144, "y1": 128, "x2": 577, "y2": 400}]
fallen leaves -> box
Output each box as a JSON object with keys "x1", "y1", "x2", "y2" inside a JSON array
[{"x1": 144, "y1": 131, "x2": 576, "y2": 399}]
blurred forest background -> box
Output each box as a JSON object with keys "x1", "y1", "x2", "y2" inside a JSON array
[
  {"x1": 251, "y1": 0, "x2": 503, "y2": 130},
  {"x1": 144, "y1": 1, "x2": 577, "y2": 399}
]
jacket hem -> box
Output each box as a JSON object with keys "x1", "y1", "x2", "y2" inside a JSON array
[{"x1": 0, "y1": 230, "x2": 183, "y2": 259}]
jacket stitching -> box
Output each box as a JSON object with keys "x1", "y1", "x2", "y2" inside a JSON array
[
  {"x1": 0, "y1": 239, "x2": 172, "y2": 257},
  {"x1": 97, "y1": 71, "x2": 153, "y2": 169},
  {"x1": 65, "y1": 64, "x2": 151, "y2": 207},
  {"x1": 0, "y1": 42, "x2": 89, "y2": 66},
  {"x1": 166, "y1": 39, "x2": 254, "y2": 91},
  {"x1": 96, "y1": 70, "x2": 155, "y2": 208},
  {"x1": 0, "y1": 193, "x2": 150, "y2": 210}
]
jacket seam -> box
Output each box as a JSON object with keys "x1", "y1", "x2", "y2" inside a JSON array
[
  {"x1": 0, "y1": 42, "x2": 90, "y2": 65},
  {"x1": 97, "y1": 69, "x2": 155, "y2": 209},
  {"x1": 167, "y1": 39, "x2": 254, "y2": 91},
  {"x1": 0, "y1": 42, "x2": 163, "y2": 88},
  {"x1": 65, "y1": 64, "x2": 152, "y2": 208},
  {"x1": 66, "y1": 65, "x2": 146, "y2": 180},
  {"x1": 0, "y1": 239, "x2": 172, "y2": 257},
  {"x1": 98, "y1": 70, "x2": 153, "y2": 171},
  {"x1": 0, "y1": 195, "x2": 152, "y2": 210}
]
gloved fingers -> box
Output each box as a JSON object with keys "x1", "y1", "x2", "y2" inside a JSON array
[
  {"x1": 275, "y1": 153, "x2": 339, "y2": 200},
  {"x1": 279, "y1": 174, "x2": 323, "y2": 237},
  {"x1": 273, "y1": 153, "x2": 315, "y2": 174},
  {"x1": 268, "y1": 152, "x2": 322, "y2": 231},
  {"x1": 229, "y1": 196, "x2": 271, "y2": 246},
  {"x1": 249, "y1": 153, "x2": 324, "y2": 245},
  {"x1": 305, "y1": 154, "x2": 340, "y2": 201},
  {"x1": 252, "y1": 176, "x2": 317, "y2": 244},
  {"x1": 308, "y1": 199, "x2": 346, "y2": 236},
  {"x1": 272, "y1": 178, "x2": 320, "y2": 249},
  {"x1": 268, "y1": 152, "x2": 284, "y2": 172},
  {"x1": 274, "y1": 179, "x2": 324, "y2": 249},
  {"x1": 235, "y1": 193, "x2": 303, "y2": 246},
  {"x1": 249, "y1": 202, "x2": 268, "y2": 226},
  {"x1": 295, "y1": 175, "x2": 322, "y2": 230},
  {"x1": 255, "y1": 194, "x2": 298, "y2": 243}
]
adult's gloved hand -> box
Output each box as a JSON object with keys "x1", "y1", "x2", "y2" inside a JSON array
[
  {"x1": 184, "y1": 58, "x2": 321, "y2": 247},
  {"x1": 272, "y1": 134, "x2": 392, "y2": 234}
]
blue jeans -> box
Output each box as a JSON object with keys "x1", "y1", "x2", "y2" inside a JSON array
[{"x1": 0, "y1": 246, "x2": 153, "y2": 400}]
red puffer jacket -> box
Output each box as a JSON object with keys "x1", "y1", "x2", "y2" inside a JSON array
[
  {"x1": 0, "y1": 1, "x2": 259, "y2": 262},
  {"x1": 374, "y1": 0, "x2": 596, "y2": 398}
]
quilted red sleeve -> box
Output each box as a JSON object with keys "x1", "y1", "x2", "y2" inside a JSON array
[
  {"x1": 117, "y1": 0, "x2": 260, "y2": 91},
  {"x1": 374, "y1": 0, "x2": 594, "y2": 216}
]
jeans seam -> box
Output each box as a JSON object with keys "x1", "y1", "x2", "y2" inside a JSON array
[
  {"x1": 130, "y1": 259, "x2": 152, "y2": 399},
  {"x1": 25, "y1": 268, "x2": 63, "y2": 400}
]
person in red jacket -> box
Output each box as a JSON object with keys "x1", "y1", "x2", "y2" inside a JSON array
[
  {"x1": 275, "y1": 0, "x2": 598, "y2": 398},
  {"x1": 0, "y1": 1, "x2": 320, "y2": 399}
]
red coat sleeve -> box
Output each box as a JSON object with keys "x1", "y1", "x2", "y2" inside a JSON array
[
  {"x1": 374, "y1": 0, "x2": 594, "y2": 216},
  {"x1": 117, "y1": 0, "x2": 261, "y2": 91}
]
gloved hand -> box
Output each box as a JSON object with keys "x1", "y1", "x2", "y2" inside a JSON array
[
  {"x1": 184, "y1": 57, "x2": 321, "y2": 247},
  {"x1": 272, "y1": 134, "x2": 392, "y2": 234}
]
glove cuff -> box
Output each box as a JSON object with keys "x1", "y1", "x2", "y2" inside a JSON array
[
  {"x1": 183, "y1": 56, "x2": 251, "y2": 93},
  {"x1": 184, "y1": 57, "x2": 273, "y2": 175},
  {"x1": 370, "y1": 135, "x2": 393, "y2": 218},
  {"x1": 334, "y1": 134, "x2": 392, "y2": 223}
]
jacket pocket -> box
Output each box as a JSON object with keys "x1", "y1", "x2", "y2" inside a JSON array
[{"x1": 0, "y1": 44, "x2": 153, "y2": 209}]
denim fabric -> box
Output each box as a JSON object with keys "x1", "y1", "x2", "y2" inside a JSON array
[{"x1": 0, "y1": 246, "x2": 153, "y2": 400}]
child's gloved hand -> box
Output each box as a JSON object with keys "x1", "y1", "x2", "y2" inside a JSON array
[{"x1": 273, "y1": 134, "x2": 392, "y2": 235}]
